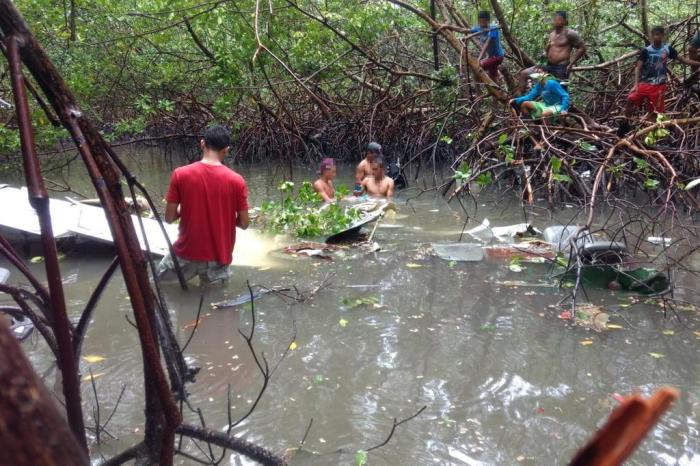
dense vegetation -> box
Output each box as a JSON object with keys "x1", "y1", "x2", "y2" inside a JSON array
[
  {"x1": 2, "y1": 0, "x2": 700, "y2": 211},
  {"x1": 0, "y1": 0, "x2": 697, "y2": 160}
]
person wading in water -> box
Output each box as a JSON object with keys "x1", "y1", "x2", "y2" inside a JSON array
[
  {"x1": 354, "y1": 142, "x2": 382, "y2": 195},
  {"x1": 313, "y1": 157, "x2": 337, "y2": 203},
  {"x1": 158, "y1": 125, "x2": 250, "y2": 284},
  {"x1": 360, "y1": 156, "x2": 395, "y2": 200}
]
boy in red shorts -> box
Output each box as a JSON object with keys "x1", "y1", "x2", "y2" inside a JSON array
[
  {"x1": 471, "y1": 11, "x2": 505, "y2": 81},
  {"x1": 619, "y1": 26, "x2": 700, "y2": 136}
]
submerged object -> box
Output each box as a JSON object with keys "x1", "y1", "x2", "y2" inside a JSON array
[
  {"x1": 0, "y1": 185, "x2": 266, "y2": 265},
  {"x1": 466, "y1": 218, "x2": 540, "y2": 243},
  {"x1": 580, "y1": 241, "x2": 628, "y2": 265},
  {"x1": 431, "y1": 243, "x2": 484, "y2": 262},
  {"x1": 10, "y1": 315, "x2": 34, "y2": 341},
  {"x1": 564, "y1": 266, "x2": 669, "y2": 294},
  {"x1": 543, "y1": 225, "x2": 593, "y2": 251},
  {"x1": 0, "y1": 267, "x2": 8, "y2": 285},
  {"x1": 483, "y1": 240, "x2": 554, "y2": 262},
  {"x1": 325, "y1": 201, "x2": 393, "y2": 242},
  {"x1": 211, "y1": 289, "x2": 270, "y2": 309},
  {"x1": 211, "y1": 286, "x2": 290, "y2": 310}
]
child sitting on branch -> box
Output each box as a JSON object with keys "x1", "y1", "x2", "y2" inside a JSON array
[{"x1": 509, "y1": 72, "x2": 570, "y2": 120}]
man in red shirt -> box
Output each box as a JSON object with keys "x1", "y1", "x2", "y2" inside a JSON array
[{"x1": 157, "y1": 125, "x2": 250, "y2": 283}]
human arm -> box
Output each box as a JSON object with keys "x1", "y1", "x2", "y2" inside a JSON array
[
  {"x1": 675, "y1": 43, "x2": 700, "y2": 68},
  {"x1": 164, "y1": 171, "x2": 179, "y2": 223},
  {"x1": 164, "y1": 202, "x2": 179, "y2": 223},
  {"x1": 355, "y1": 162, "x2": 366, "y2": 184},
  {"x1": 386, "y1": 179, "x2": 395, "y2": 200},
  {"x1": 549, "y1": 80, "x2": 570, "y2": 112},
  {"x1": 313, "y1": 180, "x2": 334, "y2": 203},
  {"x1": 235, "y1": 177, "x2": 250, "y2": 230},
  {"x1": 634, "y1": 61, "x2": 642, "y2": 90},
  {"x1": 567, "y1": 30, "x2": 587, "y2": 72},
  {"x1": 236, "y1": 210, "x2": 250, "y2": 230},
  {"x1": 478, "y1": 36, "x2": 491, "y2": 62},
  {"x1": 514, "y1": 82, "x2": 542, "y2": 106}
]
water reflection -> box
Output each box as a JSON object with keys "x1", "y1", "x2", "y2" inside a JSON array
[{"x1": 2, "y1": 146, "x2": 700, "y2": 465}]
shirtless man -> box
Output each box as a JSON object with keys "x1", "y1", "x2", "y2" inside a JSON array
[
  {"x1": 361, "y1": 157, "x2": 394, "y2": 199},
  {"x1": 313, "y1": 157, "x2": 336, "y2": 203},
  {"x1": 517, "y1": 11, "x2": 587, "y2": 93},
  {"x1": 354, "y1": 142, "x2": 382, "y2": 195}
]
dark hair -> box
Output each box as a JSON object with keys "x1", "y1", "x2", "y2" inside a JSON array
[
  {"x1": 651, "y1": 26, "x2": 665, "y2": 35},
  {"x1": 555, "y1": 10, "x2": 567, "y2": 23},
  {"x1": 203, "y1": 125, "x2": 232, "y2": 151},
  {"x1": 478, "y1": 11, "x2": 490, "y2": 21},
  {"x1": 366, "y1": 141, "x2": 382, "y2": 155}
]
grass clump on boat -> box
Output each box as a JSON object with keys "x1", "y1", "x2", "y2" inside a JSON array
[{"x1": 256, "y1": 181, "x2": 360, "y2": 238}]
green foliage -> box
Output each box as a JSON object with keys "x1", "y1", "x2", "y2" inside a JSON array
[
  {"x1": 497, "y1": 133, "x2": 514, "y2": 164},
  {"x1": 454, "y1": 161, "x2": 471, "y2": 181},
  {"x1": 633, "y1": 156, "x2": 659, "y2": 190},
  {"x1": 550, "y1": 156, "x2": 571, "y2": 183},
  {"x1": 644, "y1": 114, "x2": 670, "y2": 146},
  {"x1": 256, "y1": 181, "x2": 360, "y2": 238}
]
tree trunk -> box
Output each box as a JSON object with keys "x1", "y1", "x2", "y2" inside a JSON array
[{"x1": 0, "y1": 321, "x2": 89, "y2": 466}]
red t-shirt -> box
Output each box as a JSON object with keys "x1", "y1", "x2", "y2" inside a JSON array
[{"x1": 165, "y1": 162, "x2": 249, "y2": 265}]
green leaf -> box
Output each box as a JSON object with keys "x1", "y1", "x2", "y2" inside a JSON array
[
  {"x1": 30, "y1": 256, "x2": 44, "y2": 264},
  {"x1": 497, "y1": 133, "x2": 508, "y2": 145},
  {"x1": 355, "y1": 450, "x2": 368, "y2": 466},
  {"x1": 648, "y1": 352, "x2": 665, "y2": 359},
  {"x1": 644, "y1": 178, "x2": 659, "y2": 190},
  {"x1": 551, "y1": 156, "x2": 562, "y2": 174},
  {"x1": 476, "y1": 172, "x2": 493, "y2": 187}
]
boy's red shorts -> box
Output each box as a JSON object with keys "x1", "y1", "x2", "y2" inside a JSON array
[
  {"x1": 627, "y1": 83, "x2": 666, "y2": 113},
  {"x1": 480, "y1": 56, "x2": 504, "y2": 80}
]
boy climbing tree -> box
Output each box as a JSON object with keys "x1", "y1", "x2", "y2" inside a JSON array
[
  {"x1": 510, "y1": 72, "x2": 570, "y2": 120},
  {"x1": 618, "y1": 26, "x2": 700, "y2": 136},
  {"x1": 471, "y1": 11, "x2": 505, "y2": 82}
]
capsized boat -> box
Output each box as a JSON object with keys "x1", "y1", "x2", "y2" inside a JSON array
[{"x1": 325, "y1": 199, "x2": 394, "y2": 242}]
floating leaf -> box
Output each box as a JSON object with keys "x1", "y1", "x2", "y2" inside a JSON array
[
  {"x1": 648, "y1": 352, "x2": 665, "y2": 359},
  {"x1": 355, "y1": 450, "x2": 368, "y2": 466},
  {"x1": 82, "y1": 372, "x2": 105, "y2": 382},
  {"x1": 580, "y1": 340, "x2": 594, "y2": 346},
  {"x1": 607, "y1": 324, "x2": 624, "y2": 329},
  {"x1": 406, "y1": 263, "x2": 423, "y2": 268},
  {"x1": 82, "y1": 355, "x2": 105, "y2": 363},
  {"x1": 339, "y1": 318, "x2": 348, "y2": 327},
  {"x1": 662, "y1": 330, "x2": 675, "y2": 336},
  {"x1": 289, "y1": 341, "x2": 298, "y2": 350},
  {"x1": 694, "y1": 331, "x2": 700, "y2": 338},
  {"x1": 30, "y1": 256, "x2": 44, "y2": 264}
]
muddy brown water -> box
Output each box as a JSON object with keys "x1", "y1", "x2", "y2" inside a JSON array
[{"x1": 2, "y1": 146, "x2": 700, "y2": 465}]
